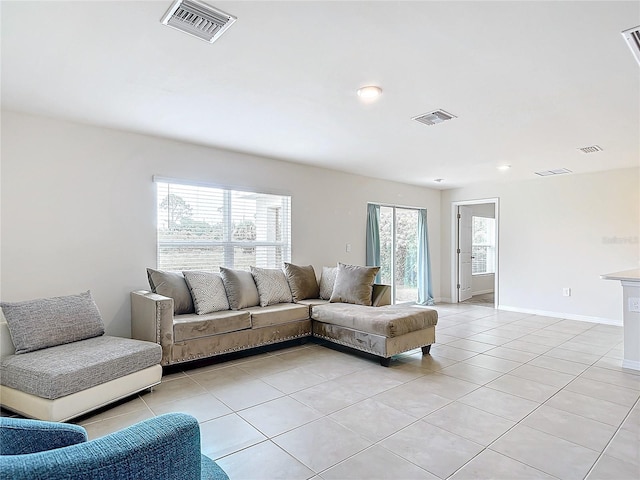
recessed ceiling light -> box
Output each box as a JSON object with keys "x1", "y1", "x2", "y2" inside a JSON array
[
  {"x1": 357, "y1": 86, "x2": 383, "y2": 100},
  {"x1": 497, "y1": 165, "x2": 511, "y2": 171}
]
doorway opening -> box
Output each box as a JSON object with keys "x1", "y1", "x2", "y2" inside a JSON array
[{"x1": 451, "y1": 199, "x2": 499, "y2": 308}]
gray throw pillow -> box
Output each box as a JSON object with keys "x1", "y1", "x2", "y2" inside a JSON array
[
  {"x1": 219, "y1": 267, "x2": 260, "y2": 310},
  {"x1": 283, "y1": 263, "x2": 320, "y2": 302},
  {"x1": 1, "y1": 291, "x2": 105, "y2": 354},
  {"x1": 147, "y1": 268, "x2": 195, "y2": 315},
  {"x1": 319, "y1": 266, "x2": 338, "y2": 300},
  {"x1": 251, "y1": 267, "x2": 293, "y2": 307},
  {"x1": 329, "y1": 263, "x2": 381, "y2": 306},
  {"x1": 183, "y1": 271, "x2": 230, "y2": 314}
]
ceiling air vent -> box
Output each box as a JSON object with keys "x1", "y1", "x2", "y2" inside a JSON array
[
  {"x1": 578, "y1": 145, "x2": 603, "y2": 154},
  {"x1": 413, "y1": 109, "x2": 457, "y2": 126},
  {"x1": 622, "y1": 26, "x2": 640, "y2": 66},
  {"x1": 535, "y1": 168, "x2": 572, "y2": 177},
  {"x1": 161, "y1": 0, "x2": 236, "y2": 44}
]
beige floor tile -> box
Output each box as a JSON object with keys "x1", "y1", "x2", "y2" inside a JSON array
[
  {"x1": 433, "y1": 333, "x2": 462, "y2": 344},
  {"x1": 429, "y1": 344, "x2": 479, "y2": 361},
  {"x1": 215, "y1": 440, "x2": 314, "y2": 480},
  {"x1": 381, "y1": 421, "x2": 483, "y2": 479},
  {"x1": 189, "y1": 364, "x2": 255, "y2": 390},
  {"x1": 272, "y1": 418, "x2": 371, "y2": 473},
  {"x1": 447, "y1": 338, "x2": 496, "y2": 353},
  {"x1": 503, "y1": 338, "x2": 555, "y2": 353},
  {"x1": 409, "y1": 372, "x2": 480, "y2": 400},
  {"x1": 462, "y1": 353, "x2": 522, "y2": 373},
  {"x1": 586, "y1": 454, "x2": 640, "y2": 480},
  {"x1": 482, "y1": 326, "x2": 528, "y2": 340},
  {"x1": 486, "y1": 374, "x2": 560, "y2": 402},
  {"x1": 329, "y1": 398, "x2": 416, "y2": 442},
  {"x1": 521, "y1": 405, "x2": 617, "y2": 452},
  {"x1": 458, "y1": 386, "x2": 540, "y2": 422},
  {"x1": 622, "y1": 405, "x2": 640, "y2": 432},
  {"x1": 139, "y1": 375, "x2": 207, "y2": 408},
  {"x1": 261, "y1": 366, "x2": 328, "y2": 394},
  {"x1": 543, "y1": 320, "x2": 595, "y2": 335},
  {"x1": 509, "y1": 363, "x2": 576, "y2": 388},
  {"x1": 333, "y1": 368, "x2": 405, "y2": 396},
  {"x1": 528, "y1": 355, "x2": 589, "y2": 376},
  {"x1": 491, "y1": 425, "x2": 600, "y2": 480},
  {"x1": 571, "y1": 332, "x2": 622, "y2": 348},
  {"x1": 545, "y1": 389, "x2": 632, "y2": 427},
  {"x1": 544, "y1": 347, "x2": 601, "y2": 365},
  {"x1": 238, "y1": 396, "x2": 322, "y2": 437},
  {"x1": 149, "y1": 392, "x2": 232, "y2": 423},
  {"x1": 373, "y1": 383, "x2": 453, "y2": 419},
  {"x1": 605, "y1": 428, "x2": 640, "y2": 466},
  {"x1": 465, "y1": 333, "x2": 512, "y2": 346},
  {"x1": 484, "y1": 346, "x2": 538, "y2": 363},
  {"x1": 200, "y1": 413, "x2": 267, "y2": 459},
  {"x1": 322, "y1": 445, "x2": 438, "y2": 480},
  {"x1": 83, "y1": 409, "x2": 155, "y2": 439},
  {"x1": 394, "y1": 351, "x2": 459, "y2": 371},
  {"x1": 558, "y1": 341, "x2": 612, "y2": 357},
  {"x1": 290, "y1": 380, "x2": 367, "y2": 415},
  {"x1": 211, "y1": 378, "x2": 285, "y2": 410},
  {"x1": 565, "y1": 377, "x2": 640, "y2": 407},
  {"x1": 580, "y1": 366, "x2": 640, "y2": 391},
  {"x1": 423, "y1": 401, "x2": 515, "y2": 445},
  {"x1": 234, "y1": 354, "x2": 296, "y2": 377},
  {"x1": 77, "y1": 395, "x2": 149, "y2": 425},
  {"x1": 297, "y1": 355, "x2": 371, "y2": 380},
  {"x1": 449, "y1": 449, "x2": 556, "y2": 480},
  {"x1": 439, "y1": 362, "x2": 505, "y2": 385}
]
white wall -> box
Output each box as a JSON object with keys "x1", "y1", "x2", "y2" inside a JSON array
[
  {"x1": 0, "y1": 111, "x2": 441, "y2": 336},
  {"x1": 441, "y1": 168, "x2": 640, "y2": 324}
]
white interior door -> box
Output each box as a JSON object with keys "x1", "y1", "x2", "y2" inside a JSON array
[{"x1": 458, "y1": 205, "x2": 473, "y2": 302}]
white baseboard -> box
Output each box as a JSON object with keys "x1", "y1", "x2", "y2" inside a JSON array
[
  {"x1": 622, "y1": 359, "x2": 640, "y2": 372},
  {"x1": 497, "y1": 305, "x2": 622, "y2": 326}
]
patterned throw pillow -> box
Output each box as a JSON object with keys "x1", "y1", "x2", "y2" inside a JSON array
[
  {"x1": 329, "y1": 263, "x2": 380, "y2": 306},
  {"x1": 1, "y1": 291, "x2": 105, "y2": 354},
  {"x1": 182, "y1": 271, "x2": 230, "y2": 315},
  {"x1": 319, "y1": 266, "x2": 338, "y2": 300},
  {"x1": 283, "y1": 263, "x2": 320, "y2": 301},
  {"x1": 250, "y1": 267, "x2": 293, "y2": 307}
]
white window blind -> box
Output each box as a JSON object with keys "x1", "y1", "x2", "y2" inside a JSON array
[
  {"x1": 472, "y1": 216, "x2": 496, "y2": 275},
  {"x1": 156, "y1": 179, "x2": 291, "y2": 271}
]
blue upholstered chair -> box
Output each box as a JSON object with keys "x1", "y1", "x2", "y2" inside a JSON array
[{"x1": 0, "y1": 413, "x2": 228, "y2": 480}]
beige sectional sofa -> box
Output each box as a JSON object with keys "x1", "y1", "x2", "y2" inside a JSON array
[{"x1": 132, "y1": 263, "x2": 437, "y2": 367}]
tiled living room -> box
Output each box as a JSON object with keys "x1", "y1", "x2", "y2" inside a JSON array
[{"x1": 1, "y1": 1, "x2": 639, "y2": 479}]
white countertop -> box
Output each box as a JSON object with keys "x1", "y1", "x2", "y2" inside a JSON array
[{"x1": 601, "y1": 268, "x2": 640, "y2": 282}]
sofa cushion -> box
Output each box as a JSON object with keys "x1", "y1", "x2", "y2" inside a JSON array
[
  {"x1": 147, "y1": 268, "x2": 195, "y2": 315},
  {"x1": 250, "y1": 267, "x2": 293, "y2": 307},
  {"x1": 319, "y1": 266, "x2": 338, "y2": 300},
  {"x1": 0, "y1": 336, "x2": 161, "y2": 399},
  {"x1": 219, "y1": 268, "x2": 260, "y2": 310},
  {"x1": 173, "y1": 311, "x2": 251, "y2": 342},
  {"x1": 1, "y1": 291, "x2": 105, "y2": 355},
  {"x1": 244, "y1": 304, "x2": 309, "y2": 328},
  {"x1": 183, "y1": 271, "x2": 230, "y2": 314},
  {"x1": 311, "y1": 304, "x2": 438, "y2": 338},
  {"x1": 329, "y1": 263, "x2": 380, "y2": 306},
  {"x1": 283, "y1": 263, "x2": 320, "y2": 302}
]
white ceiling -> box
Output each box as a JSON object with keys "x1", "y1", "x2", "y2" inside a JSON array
[{"x1": 2, "y1": 0, "x2": 639, "y2": 189}]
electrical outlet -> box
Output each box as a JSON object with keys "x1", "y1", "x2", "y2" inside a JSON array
[
  {"x1": 346, "y1": 243, "x2": 351, "y2": 253},
  {"x1": 629, "y1": 297, "x2": 640, "y2": 313},
  {"x1": 563, "y1": 288, "x2": 571, "y2": 297}
]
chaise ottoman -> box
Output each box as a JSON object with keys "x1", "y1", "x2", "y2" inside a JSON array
[{"x1": 310, "y1": 303, "x2": 438, "y2": 366}]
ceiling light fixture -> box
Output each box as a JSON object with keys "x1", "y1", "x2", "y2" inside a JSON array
[
  {"x1": 434, "y1": 178, "x2": 444, "y2": 183},
  {"x1": 497, "y1": 165, "x2": 511, "y2": 171},
  {"x1": 357, "y1": 86, "x2": 383, "y2": 100}
]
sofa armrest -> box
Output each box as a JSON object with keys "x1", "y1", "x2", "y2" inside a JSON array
[
  {"x1": 372, "y1": 284, "x2": 391, "y2": 307},
  {"x1": 131, "y1": 291, "x2": 174, "y2": 359}
]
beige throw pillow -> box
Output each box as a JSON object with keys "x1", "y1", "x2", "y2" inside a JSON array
[
  {"x1": 329, "y1": 263, "x2": 380, "y2": 306},
  {"x1": 283, "y1": 263, "x2": 320, "y2": 302},
  {"x1": 250, "y1": 267, "x2": 293, "y2": 307},
  {"x1": 219, "y1": 267, "x2": 260, "y2": 310},
  {"x1": 147, "y1": 268, "x2": 195, "y2": 315},
  {"x1": 319, "y1": 266, "x2": 338, "y2": 300}
]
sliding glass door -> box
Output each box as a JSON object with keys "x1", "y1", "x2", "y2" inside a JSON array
[{"x1": 379, "y1": 206, "x2": 419, "y2": 303}]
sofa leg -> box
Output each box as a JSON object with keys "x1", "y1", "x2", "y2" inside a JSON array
[
  {"x1": 380, "y1": 357, "x2": 391, "y2": 367},
  {"x1": 421, "y1": 345, "x2": 432, "y2": 355}
]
